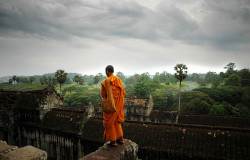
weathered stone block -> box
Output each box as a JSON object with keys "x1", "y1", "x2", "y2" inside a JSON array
[
  {"x1": 79, "y1": 139, "x2": 138, "y2": 160},
  {"x1": 0, "y1": 145, "x2": 47, "y2": 160},
  {"x1": 0, "y1": 140, "x2": 17, "y2": 154}
]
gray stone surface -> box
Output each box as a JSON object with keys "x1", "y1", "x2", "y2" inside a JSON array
[
  {"x1": 80, "y1": 139, "x2": 138, "y2": 160},
  {"x1": 0, "y1": 141, "x2": 47, "y2": 160},
  {"x1": 0, "y1": 140, "x2": 17, "y2": 154}
]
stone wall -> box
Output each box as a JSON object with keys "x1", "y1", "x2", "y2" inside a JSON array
[
  {"x1": 1, "y1": 90, "x2": 250, "y2": 160},
  {"x1": 82, "y1": 117, "x2": 250, "y2": 160},
  {"x1": 178, "y1": 114, "x2": 250, "y2": 129}
]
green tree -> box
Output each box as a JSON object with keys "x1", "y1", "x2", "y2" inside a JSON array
[
  {"x1": 237, "y1": 69, "x2": 250, "y2": 86},
  {"x1": 125, "y1": 74, "x2": 140, "y2": 88},
  {"x1": 181, "y1": 91, "x2": 215, "y2": 114},
  {"x1": 224, "y1": 74, "x2": 241, "y2": 86},
  {"x1": 73, "y1": 75, "x2": 80, "y2": 84},
  {"x1": 209, "y1": 102, "x2": 240, "y2": 115},
  {"x1": 93, "y1": 75, "x2": 100, "y2": 85},
  {"x1": 133, "y1": 81, "x2": 150, "y2": 98},
  {"x1": 154, "y1": 71, "x2": 171, "y2": 83},
  {"x1": 205, "y1": 72, "x2": 220, "y2": 87},
  {"x1": 46, "y1": 76, "x2": 57, "y2": 88},
  {"x1": 16, "y1": 77, "x2": 20, "y2": 84},
  {"x1": 29, "y1": 76, "x2": 35, "y2": 84},
  {"x1": 116, "y1": 72, "x2": 126, "y2": 82},
  {"x1": 133, "y1": 73, "x2": 155, "y2": 98},
  {"x1": 153, "y1": 72, "x2": 160, "y2": 82},
  {"x1": 55, "y1": 69, "x2": 68, "y2": 97},
  {"x1": 224, "y1": 62, "x2": 236, "y2": 72},
  {"x1": 210, "y1": 103, "x2": 227, "y2": 115},
  {"x1": 190, "y1": 73, "x2": 200, "y2": 83},
  {"x1": 224, "y1": 62, "x2": 237, "y2": 78},
  {"x1": 9, "y1": 79, "x2": 13, "y2": 84},
  {"x1": 40, "y1": 76, "x2": 48, "y2": 85},
  {"x1": 152, "y1": 88, "x2": 168, "y2": 109},
  {"x1": 174, "y1": 64, "x2": 188, "y2": 111},
  {"x1": 12, "y1": 75, "x2": 17, "y2": 84},
  {"x1": 79, "y1": 76, "x2": 84, "y2": 86}
]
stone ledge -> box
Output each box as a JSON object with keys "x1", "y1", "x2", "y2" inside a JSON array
[
  {"x1": 80, "y1": 139, "x2": 138, "y2": 160},
  {"x1": 0, "y1": 140, "x2": 47, "y2": 160},
  {"x1": 0, "y1": 141, "x2": 18, "y2": 154}
]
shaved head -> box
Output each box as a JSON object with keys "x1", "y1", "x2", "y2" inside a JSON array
[{"x1": 106, "y1": 65, "x2": 114, "y2": 73}]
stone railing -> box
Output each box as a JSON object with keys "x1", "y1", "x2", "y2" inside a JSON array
[
  {"x1": 79, "y1": 139, "x2": 138, "y2": 160},
  {"x1": 0, "y1": 140, "x2": 47, "y2": 160}
]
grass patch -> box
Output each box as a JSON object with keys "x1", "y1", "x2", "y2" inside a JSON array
[{"x1": 0, "y1": 83, "x2": 46, "y2": 91}]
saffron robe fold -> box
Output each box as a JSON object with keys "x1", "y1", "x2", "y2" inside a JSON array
[{"x1": 101, "y1": 75, "x2": 125, "y2": 141}]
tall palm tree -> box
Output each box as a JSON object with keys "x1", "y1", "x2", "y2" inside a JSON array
[
  {"x1": 55, "y1": 69, "x2": 67, "y2": 97},
  {"x1": 174, "y1": 64, "x2": 188, "y2": 112},
  {"x1": 73, "y1": 75, "x2": 80, "y2": 84}
]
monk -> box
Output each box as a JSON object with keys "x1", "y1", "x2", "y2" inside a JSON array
[{"x1": 101, "y1": 65, "x2": 125, "y2": 146}]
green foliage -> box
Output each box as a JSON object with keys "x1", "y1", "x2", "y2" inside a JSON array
[
  {"x1": 209, "y1": 102, "x2": 240, "y2": 115},
  {"x1": 152, "y1": 89, "x2": 168, "y2": 109},
  {"x1": 224, "y1": 74, "x2": 241, "y2": 86},
  {"x1": 16, "y1": 77, "x2": 20, "y2": 84},
  {"x1": 125, "y1": 74, "x2": 140, "y2": 88},
  {"x1": 133, "y1": 81, "x2": 150, "y2": 98},
  {"x1": 174, "y1": 64, "x2": 188, "y2": 111},
  {"x1": 153, "y1": 71, "x2": 171, "y2": 83},
  {"x1": 93, "y1": 75, "x2": 100, "y2": 84},
  {"x1": 223, "y1": 62, "x2": 237, "y2": 78},
  {"x1": 1, "y1": 62, "x2": 249, "y2": 116},
  {"x1": 73, "y1": 75, "x2": 80, "y2": 84},
  {"x1": 29, "y1": 76, "x2": 35, "y2": 84},
  {"x1": 9, "y1": 79, "x2": 13, "y2": 84},
  {"x1": 61, "y1": 84, "x2": 101, "y2": 106},
  {"x1": 174, "y1": 64, "x2": 188, "y2": 82},
  {"x1": 55, "y1": 70, "x2": 68, "y2": 85},
  {"x1": 132, "y1": 72, "x2": 161, "y2": 99},
  {"x1": 79, "y1": 76, "x2": 84, "y2": 85},
  {"x1": 0, "y1": 83, "x2": 46, "y2": 91},
  {"x1": 237, "y1": 69, "x2": 250, "y2": 86},
  {"x1": 55, "y1": 69, "x2": 67, "y2": 96},
  {"x1": 116, "y1": 72, "x2": 126, "y2": 82},
  {"x1": 209, "y1": 103, "x2": 227, "y2": 115},
  {"x1": 12, "y1": 75, "x2": 17, "y2": 84},
  {"x1": 205, "y1": 72, "x2": 220, "y2": 88},
  {"x1": 180, "y1": 91, "x2": 215, "y2": 114},
  {"x1": 190, "y1": 73, "x2": 201, "y2": 83}
]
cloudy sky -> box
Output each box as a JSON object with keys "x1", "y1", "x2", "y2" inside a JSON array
[{"x1": 0, "y1": 0, "x2": 250, "y2": 77}]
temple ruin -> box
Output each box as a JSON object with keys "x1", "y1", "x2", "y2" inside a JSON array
[{"x1": 0, "y1": 89, "x2": 249, "y2": 160}]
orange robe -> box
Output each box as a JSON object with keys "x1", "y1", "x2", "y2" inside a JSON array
[{"x1": 101, "y1": 74, "x2": 125, "y2": 141}]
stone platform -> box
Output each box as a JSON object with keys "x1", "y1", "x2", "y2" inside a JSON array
[{"x1": 80, "y1": 139, "x2": 138, "y2": 160}]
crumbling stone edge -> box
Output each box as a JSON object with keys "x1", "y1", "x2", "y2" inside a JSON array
[{"x1": 0, "y1": 140, "x2": 47, "y2": 160}]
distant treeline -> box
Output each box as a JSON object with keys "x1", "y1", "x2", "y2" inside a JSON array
[{"x1": 1, "y1": 62, "x2": 250, "y2": 116}]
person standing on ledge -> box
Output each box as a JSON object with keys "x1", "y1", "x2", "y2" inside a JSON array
[{"x1": 101, "y1": 65, "x2": 125, "y2": 147}]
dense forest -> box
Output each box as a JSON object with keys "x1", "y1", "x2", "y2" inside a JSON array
[{"x1": 1, "y1": 62, "x2": 250, "y2": 116}]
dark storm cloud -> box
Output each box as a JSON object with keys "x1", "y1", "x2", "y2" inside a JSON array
[
  {"x1": 1, "y1": 0, "x2": 249, "y2": 50},
  {"x1": 0, "y1": 0, "x2": 250, "y2": 77}
]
